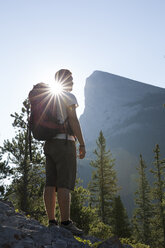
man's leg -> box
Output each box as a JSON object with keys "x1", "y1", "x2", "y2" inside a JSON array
[
  {"x1": 57, "y1": 188, "x2": 71, "y2": 222},
  {"x1": 58, "y1": 187, "x2": 84, "y2": 235},
  {"x1": 43, "y1": 186, "x2": 56, "y2": 220}
]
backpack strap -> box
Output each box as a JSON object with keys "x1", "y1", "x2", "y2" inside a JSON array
[
  {"x1": 28, "y1": 118, "x2": 33, "y2": 162},
  {"x1": 27, "y1": 100, "x2": 33, "y2": 162},
  {"x1": 29, "y1": 128, "x2": 32, "y2": 162}
]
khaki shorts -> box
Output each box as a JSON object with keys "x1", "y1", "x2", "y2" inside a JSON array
[{"x1": 44, "y1": 139, "x2": 77, "y2": 191}]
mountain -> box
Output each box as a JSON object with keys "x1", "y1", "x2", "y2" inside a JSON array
[{"x1": 78, "y1": 70, "x2": 165, "y2": 216}]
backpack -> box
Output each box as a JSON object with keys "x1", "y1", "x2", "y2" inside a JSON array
[
  {"x1": 28, "y1": 82, "x2": 73, "y2": 160},
  {"x1": 28, "y1": 82, "x2": 73, "y2": 142}
]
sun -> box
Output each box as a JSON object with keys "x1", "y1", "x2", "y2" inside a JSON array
[{"x1": 49, "y1": 82, "x2": 63, "y2": 95}]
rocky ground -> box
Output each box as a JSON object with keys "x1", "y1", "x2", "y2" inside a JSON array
[{"x1": 0, "y1": 200, "x2": 133, "y2": 248}]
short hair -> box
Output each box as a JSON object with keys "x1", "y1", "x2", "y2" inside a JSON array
[
  {"x1": 55, "y1": 69, "x2": 72, "y2": 85},
  {"x1": 33, "y1": 82, "x2": 48, "y2": 89}
]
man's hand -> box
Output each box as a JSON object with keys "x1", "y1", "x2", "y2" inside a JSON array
[{"x1": 79, "y1": 145, "x2": 86, "y2": 159}]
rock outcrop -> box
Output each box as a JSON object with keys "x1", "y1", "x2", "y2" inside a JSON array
[{"x1": 0, "y1": 200, "x2": 132, "y2": 248}]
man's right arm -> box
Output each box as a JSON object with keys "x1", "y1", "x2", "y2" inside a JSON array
[{"x1": 67, "y1": 105, "x2": 86, "y2": 159}]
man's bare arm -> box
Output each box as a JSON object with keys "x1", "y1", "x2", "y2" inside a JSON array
[{"x1": 67, "y1": 105, "x2": 86, "y2": 159}]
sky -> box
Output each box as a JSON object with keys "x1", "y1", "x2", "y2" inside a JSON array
[{"x1": 0, "y1": 0, "x2": 165, "y2": 145}]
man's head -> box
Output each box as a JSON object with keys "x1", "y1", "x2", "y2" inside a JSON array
[{"x1": 55, "y1": 69, "x2": 73, "y2": 92}]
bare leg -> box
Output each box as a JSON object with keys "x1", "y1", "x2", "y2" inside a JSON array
[
  {"x1": 43, "y1": 186, "x2": 56, "y2": 220},
  {"x1": 57, "y1": 188, "x2": 71, "y2": 222}
]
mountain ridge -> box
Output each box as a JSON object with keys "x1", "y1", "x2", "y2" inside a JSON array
[
  {"x1": 88, "y1": 70, "x2": 164, "y2": 90},
  {"x1": 78, "y1": 70, "x2": 165, "y2": 216}
]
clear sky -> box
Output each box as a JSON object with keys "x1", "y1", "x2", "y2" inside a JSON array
[{"x1": 0, "y1": 0, "x2": 165, "y2": 145}]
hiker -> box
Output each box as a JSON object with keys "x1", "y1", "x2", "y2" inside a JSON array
[{"x1": 43, "y1": 69, "x2": 86, "y2": 234}]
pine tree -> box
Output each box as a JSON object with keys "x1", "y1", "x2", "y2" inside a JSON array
[
  {"x1": 0, "y1": 99, "x2": 46, "y2": 220},
  {"x1": 70, "y1": 179, "x2": 98, "y2": 234},
  {"x1": 150, "y1": 144, "x2": 165, "y2": 248},
  {"x1": 132, "y1": 154, "x2": 152, "y2": 246},
  {"x1": 0, "y1": 153, "x2": 13, "y2": 197},
  {"x1": 71, "y1": 179, "x2": 113, "y2": 238},
  {"x1": 111, "y1": 195, "x2": 132, "y2": 238},
  {"x1": 88, "y1": 131, "x2": 118, "y2": 225}
]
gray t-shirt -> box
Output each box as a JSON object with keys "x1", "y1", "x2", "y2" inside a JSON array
[
  {"x1": 56, "y1": 91, "x2": 78, "y2": 123},
  {"x1": 55, "y1": 91, "x2": 78, "y2": 141}
]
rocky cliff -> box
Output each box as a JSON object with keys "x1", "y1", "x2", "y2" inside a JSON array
[
  {"x1": 0, "y1": 200, "x2": 132, "y2": 248},
  {"x1": 78, "y1": 71, "x2": 165, "y2": 215}
]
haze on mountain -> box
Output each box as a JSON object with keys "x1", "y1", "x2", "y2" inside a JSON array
[{"x1": 78, "y1": 70, "x2": 165, "y2": 215}]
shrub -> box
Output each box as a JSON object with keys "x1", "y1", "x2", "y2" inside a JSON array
[{"x1": 89, "y1": 221, "x2": 112, "y2": 240}]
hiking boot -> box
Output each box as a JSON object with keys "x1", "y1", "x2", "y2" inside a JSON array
[{"x1": 60, "y1": 221, "x2": 84, "y2": 235}]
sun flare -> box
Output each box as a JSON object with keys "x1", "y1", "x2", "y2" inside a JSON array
[{"x1": 49, "y1": 82, "x2": 63, "y2": 95}]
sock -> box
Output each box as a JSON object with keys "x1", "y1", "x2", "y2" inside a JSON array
[{"x1": 61, "y1": 220, "x2": 72, "y2": 225}]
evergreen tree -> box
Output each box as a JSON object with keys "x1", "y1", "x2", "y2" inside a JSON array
[
  {"x1": 0, "y1": 99, "x2": 46, "y2": 220},
  {"x1": 0, "y1": 153, "x2": 13, "y2": 197},
  {"x1": 132, "y1": 154, "x2": 152, "y2": 246},
  {"x1": 88, "y1": 131, "x2": 118, "y2": 225},
  {"x1": 71, "y1": 179, "x2": 114, "y2": 238},
  {"x1": 150, "y1": 144, "x2": 165, "y2": 248},
  {"x1": 111, "y1": 195, "x2": 132, "y2": 238},
  {"x1": 70, "y1": 179, "x2": 98, "y2": 234}
]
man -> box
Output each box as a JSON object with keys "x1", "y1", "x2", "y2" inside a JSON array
[{"x1": 43, "y1": 69, "x2": 86, "y2": 235}]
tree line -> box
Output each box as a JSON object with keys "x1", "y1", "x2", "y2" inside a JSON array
[{"x1": 0, "y1": 100, "x2": 165, "y2": 248}]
